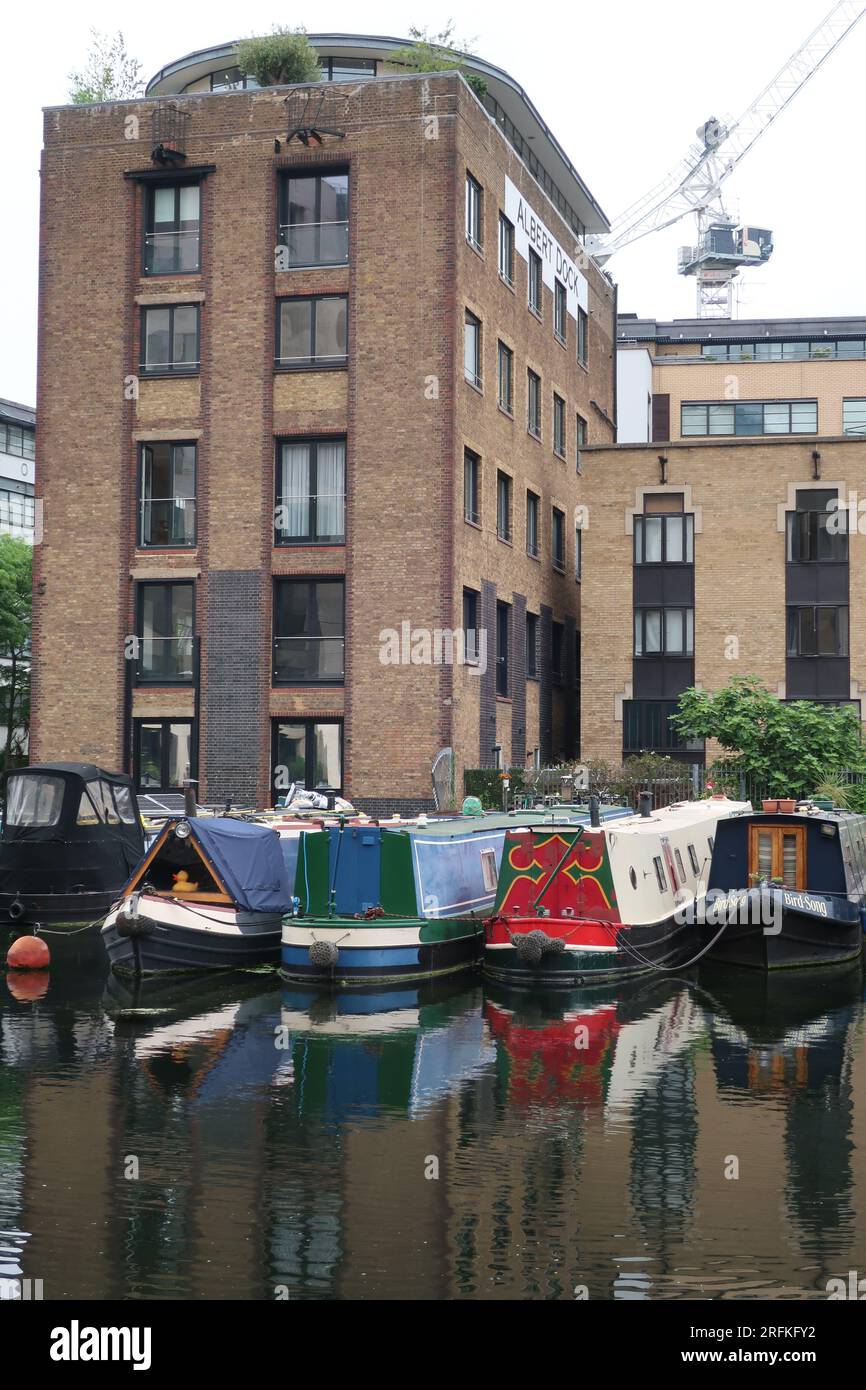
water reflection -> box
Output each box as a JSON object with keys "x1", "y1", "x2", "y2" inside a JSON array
[{"x1": 0, "y1": 953, "x2": 864, "y2": 1299}]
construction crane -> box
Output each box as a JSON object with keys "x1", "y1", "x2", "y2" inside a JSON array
[{"x1": 587, "y1": 1, "x2": 866, "y2": 317}]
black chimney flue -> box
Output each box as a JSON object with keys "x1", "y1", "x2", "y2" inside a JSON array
[
  {"x1": 589, "y1": 795, "x2": 601, "y2": 828},
  {"x1": 639, "y1": 791, "x2": 653, "y2": 819}
]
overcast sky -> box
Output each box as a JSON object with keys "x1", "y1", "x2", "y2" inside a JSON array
[{"x1": 2, "y1": 0, "x2": 864, "y2": 406}]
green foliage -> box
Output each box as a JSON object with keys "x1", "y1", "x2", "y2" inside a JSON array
[
  {"x1": 464, "y1": 766, "x2": 525, "y2": 810},
  {"x1": 391, "y1": 24, "x2": 488, "y2": 99},
  {"x1": 812, "y1": 779, "x2": 852, "y2": 809},
  {"x1": 68, "y1": 30, "x2": 144, "y2": 104},
  {"x1": 671, "y1": 677, "x2": 863, "y2": 798},
  {"x1": 236, "y1": 27, "x2": 322, "y2": 87},
  {"x1": 0, "y1": 537, "x2": 32, "y2": 768}
]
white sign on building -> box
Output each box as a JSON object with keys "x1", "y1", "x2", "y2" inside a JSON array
[{"x1": 504, "y1": 176, "x2": 588, "y2": 319}]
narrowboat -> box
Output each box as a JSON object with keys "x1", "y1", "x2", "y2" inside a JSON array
[
  {"x1": 0, "y1": 763, "x2": 145, "y2": 933},
  {"x1": 280, "y1": 807, "x2": 631, "y2": 987},
  {"x1": 482, "y1": 796, "x2": 751, "y2": 987},
  {"x1": 101, "y1": 816, "x2": 294, "y2": 976},
  {"x1": 699, "y1": 803, "x2": 866, "y2": 970}
]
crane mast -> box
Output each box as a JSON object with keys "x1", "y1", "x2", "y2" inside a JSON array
[{"x1": 588, "y1": 1, "x2": 866, "y2": 317}]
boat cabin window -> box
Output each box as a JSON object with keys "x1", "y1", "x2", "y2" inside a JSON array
[
  {"x1": 687, "y1": 843, "x2": 700, "y2": 875},
  {"x1": 653, "y1": 856, "x2": 668, "y2": 892},
  {"x1": 112, "y1": 784, "x2": 138, "y2": 825},
  {"x1": 629, "y1": 867, "x2": 637, "y2": 889},
  {"x1": 708, "y1": 836, "x2": 715, "y2": 853},
  {"x1": 76, "y1": 789, "x2": 102, "y2": 825},
  {"x1": 748, "y1": 824, "x2": 806, "y2": 889},
  {"x1": 675, "y1": 848, "x2": 686, "y2": 881},
  {"x1": 5, "y1": 774, "x2": 65, "y2": 828},
  {"x1": 480, "y1": 848, "x2": 498, "y2": 892},
  {"x1": 141, "y1": 835, "x2": 230, "y2": 901}
]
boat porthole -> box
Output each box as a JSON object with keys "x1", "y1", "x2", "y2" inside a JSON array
[{"x1": 629, "y1": 867, "x2": 637, "y2": 889}]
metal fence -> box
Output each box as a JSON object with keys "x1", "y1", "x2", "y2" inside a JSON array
[{"x1": 509, "y1": 765, "x2": 866, "y2": 813}]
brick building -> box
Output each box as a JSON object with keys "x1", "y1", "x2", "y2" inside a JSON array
[{"x1": 33, "y1": 35, "x2": 615, "y2": 811}]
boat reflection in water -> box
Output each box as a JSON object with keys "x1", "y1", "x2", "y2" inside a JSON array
[{"x1": 280, "y1": 978, "x2": 490, "y2": 1119}]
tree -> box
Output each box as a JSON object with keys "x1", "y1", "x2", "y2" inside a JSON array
[
  {"x1": 391, "y1": 24, "x2": 488, "y2": 99},
  {"x1": 0, "y1": 537, "x2": 32, "y2": 770},
  {"x1": 68, "y1": 30, "x2": 144, "y2": 104},
  {"x1": 670, "y1": 677, "x2": 863, "y2": 797},
  {"x1": 236, "y1": 27, "x2": 322, "y2": 87}
]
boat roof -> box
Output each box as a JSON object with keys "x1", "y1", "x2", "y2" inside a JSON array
[
  {"x1": 6, "y1": 762, "x2": 133, "y2": 785},
  {"x1": 600, "y1": 797, "x2": 752, "y2": 837}
]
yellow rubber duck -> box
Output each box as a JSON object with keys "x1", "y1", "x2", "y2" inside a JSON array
[{"x1": 172, "y1": 869, "x2": 199, "y2": 894}]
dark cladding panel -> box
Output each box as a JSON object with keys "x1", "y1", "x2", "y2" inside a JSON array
[{"x1": 202, "y1": 570, "x2": 266, "y2": 805}]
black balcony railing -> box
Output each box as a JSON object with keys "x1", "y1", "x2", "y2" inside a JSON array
[
  {"x1": 144, "y1": 228, "x2": 200, "y2": 276},
  {"x1": 273, "y1": 636, "x2": 344, "y2": 684},
  {"x1": 137, "y1": 636, "x2": 194, "y2": 684},
  {"x1": 276, "y1": 221, "x2": 349, "y2": 268},
  {"x1": 140, "y1": 498, "x2": 196, "y2": 548}
]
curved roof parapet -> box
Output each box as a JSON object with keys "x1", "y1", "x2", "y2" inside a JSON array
[{"x1": 145, "y1": 32, "x2": 610, "y2": 237}]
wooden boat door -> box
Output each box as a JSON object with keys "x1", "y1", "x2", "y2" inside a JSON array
[{"x1": 748, "y1": 824, "x2": 806, "y2": 890}]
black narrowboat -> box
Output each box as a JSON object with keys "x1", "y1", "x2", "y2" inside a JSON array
[
  {"x1": 703, "y1": 805, "x2": 866, "y2": 970},
  {"x1": 0, "y1": 763, "x2": 145, "y2": 931}
]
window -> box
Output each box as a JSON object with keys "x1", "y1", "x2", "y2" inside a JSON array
[
  {"x1": 463, "y1": 589, "x2": 480, "y2": 662},
  {"x1": 634, "y1": 607, "x2": 694, "y2": 656},
  {"x1": 576, "y1": 413, "x2": 587, "y2": 448},
  {"x1": 688, "y1": 843, "x2": 700, "y2": 875},
  {"x1": 526, "y1": 612, "x2": 538, "y2": 678},
  {"x1": 653, "y1": 856, "x2": 668, "y2": 893},
  {"x1": 843, "y1": 400, "x2": 866, "y2": 437},
  {"x1": 273, "y1": 578, "x2": 345, "y2": 684},
  {"x1": 273, "y1": 719, "x2": 343, "y2": 800},
  {"x1": 210, "y1": 66, "x2": 259, "y2": 90},
  {"x1": 634, "y1": 514, "x2": 694, "y2": 564},
  {"x1": 527, "y1": 369, "x2": 541, "y2": 439},
  {"x1": 498, "y1": 213, "x2": 514, "y2": 284},
  {"x1": 786, "y1": 507, "x2": 847, "y2": 563},
  {"x1": 464, "y1": 449, "x2": 480, "y2": 525},
  {"x1": 552, "y1": 508, "x2": 565, "y2": 572},
  {"x1": 552, "y1": 621, "x2": 564, "y2": 679},
  {"x1": 276, "y1": 439, "x2": 345, "y2": 544},
  {"x1": 139, "y1": 442, "x2": 196, "y2": 548},
  {"x1": 464, "y1": 310, "x2": 482, "y2": 388},
  {"x1": 786, "y1": 606, "x2": 849, "y2": 658},
  {"x1": 528, "y1": 250, "x2": 542, "y2": 315},
  {"x1": 749, "y1": 824, "x2": 806, "y2": 890},
  {"x1": 319, "y1": 57, "x2": 376, "y2": 80},
  {"x1": 136, "y1": 582, "x2": 194, "y2": 684},
  {"x1": 498, "y1": 341, "x2": 513, "y2": 413},
  {"x1": 276, "y1": 296, "x2": 347, "y2": 368},
  {"x1": 553, "y1": 394, "x2": 566, "y2": 457},
  {"x1": 278, "y1": 169, "x2": 349, "y2": 268},
  {"x1": 4, "y1": 774, "x2": 65, "y2": 828},
  {"x1": 526, "y1": 491, "x2": 540, "y2": 557},
  {"x1": 575, "y1": 524, "x2": 582, "y2": 581},
  {"x1": 144, "y1": 182, "x2": 201, "y2": 275},
  {"x1": 701, "y1": 339, "x2": 866, "y2": 363},
  {"x1": 135, "y1": 720, "x2": 194, "y2": 791},
  {"x1": 480, "y1": 848, "x2": 499, "y2": 892},
  {"x1": 0, "y1": 423, "x2": 35, "y2": 460},
  {"x1": 554, "y1": 280, "x2": 567, "y2": 344},
  {"x1": 465, "y1": 173, "x2": 483, "y2": 251},
  {"x1": 140, "y1": 304, "x2": 200, "y2": 375},
  {"x1": 577, "y1": 307, "x2": 588, "y2": 366},
  {"x1": 675, "y1": 848, "x2": 686, "y2": 882},
  {"x1": 496, "y1": 601, "x2": 510, "y2": 697},
  {"x1": 681, "y1": 400, "x2": 818, "y2": 436},
  {"x1": 497, "y1": 471, "x2": 512, "y2": 542}
]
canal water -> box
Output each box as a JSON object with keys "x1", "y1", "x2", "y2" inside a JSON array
[{"x1": 1, "y1": 930, "x2": 864, "y2": 1300}]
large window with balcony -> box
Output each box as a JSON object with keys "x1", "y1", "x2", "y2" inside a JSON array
[
  {"x1": 681, "y1": 400, "x2": 818, "y2": 436},
  {"x1": 275, "y1": 439, "x2": 345, "y2": 545},
  {"x1": 843, "y1": 399, "x2": 866, "y2": 437},
  {"x1": 634, "y1": 513, "x2": 694, "y2": 564},
  {"x1": 276, "y1": 296, "x2": 348, "y2": 368},
  {"x1": 140, "y1": 304, "x2": 200, "y2": 375},
  {"x1": 136, "y1": 582, "x2": 194, "y2": 684},
  {"x1": 272, "y1": 719, "x2": 343, "y2": 800},
  {"x1": 786, "y1": 606, "x2": 849, "y2": 658},
  {"x1": 139, "y1": 443, "x2": 196, "y2": 548},
  {"x1": 273, "y1": 578, "x2": 344, "y2": 685},
  {"x1": 278, "y1": 170, "x2": 349, "y2": 268},
  {"x1": 134, "y1": 719, "x2": 195, "y2": 791},
  {"x1": 634, "y1": 607, "x2": 694, "y2": 657},
  {"x1": 144, "y1": 182, "x2": 201, "y2": 276}
]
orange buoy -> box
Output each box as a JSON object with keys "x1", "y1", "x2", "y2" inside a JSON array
[{"x1": 6, "y1": 934, "x2": 51, "y2": 970}]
